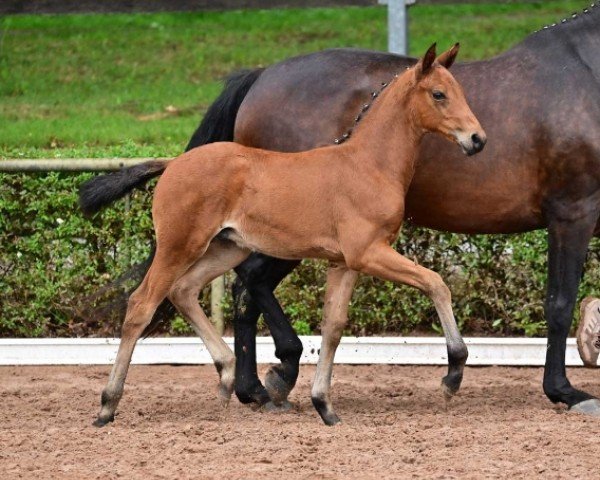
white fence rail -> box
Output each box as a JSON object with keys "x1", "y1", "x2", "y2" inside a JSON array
[
  {"x1": 0, "y1": 337, "x2": 586, "y2": 367},
  {"x1": 0, "y1": 157, "x2": 168, "y2": 172}
]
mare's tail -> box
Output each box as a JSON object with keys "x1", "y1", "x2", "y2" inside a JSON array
[
  {"x1": 79, "y1": 161, "x2": 168, "y2": 215},
  {"x1": 185, "y1": 68, "x2": 263, "y2": 151}
]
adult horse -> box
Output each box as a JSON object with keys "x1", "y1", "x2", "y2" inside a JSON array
[{"x1": 85, "y1": 5, "x2": 600, "y2": 415}]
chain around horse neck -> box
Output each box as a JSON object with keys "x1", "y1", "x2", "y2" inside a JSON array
[
  {"x1": 333, "y1": 73, "x2": 401, "y2": 145},
  {"x1": 535, "y1": 2, "x2": 597, "y2": 33}
]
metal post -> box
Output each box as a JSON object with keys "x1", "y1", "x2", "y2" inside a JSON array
[
  {"x1": 379, "y1": 0, "x2": 414, "y2": 56},
  {"x1": 211, "y1": 276, "x2": 225, "y2": 336}
]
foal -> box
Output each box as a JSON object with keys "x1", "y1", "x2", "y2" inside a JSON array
[{"x1": 93, "y1": 44, "x2": 486, "y2": 427}]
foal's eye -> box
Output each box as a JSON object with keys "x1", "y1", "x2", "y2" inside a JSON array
[{"x1": 432, "y1": 91, "x2": 446, "y2": 101}]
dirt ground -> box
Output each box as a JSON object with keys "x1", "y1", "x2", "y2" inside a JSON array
[{"x1": 2, "y1": 365, "x2": 600, "y2": 479}]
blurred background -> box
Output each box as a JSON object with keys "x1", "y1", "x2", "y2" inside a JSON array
[{"x1": 1, "y1": 0, "x2": 596, "y2": 339}]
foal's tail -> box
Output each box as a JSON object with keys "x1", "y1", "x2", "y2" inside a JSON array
[{"x1": 78, "y1": 68, "x2": 263, "y2": 216}]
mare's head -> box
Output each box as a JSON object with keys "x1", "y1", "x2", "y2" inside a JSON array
[{"x1": 408, "y1": 43, "x2": 486, "y2": 156}]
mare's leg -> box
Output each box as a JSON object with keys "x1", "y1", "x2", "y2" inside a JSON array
[
  {"x1": 169, "y1": 240, "x2": 251, "y2": 403},
  {"x1": 311, "y1": 264, "x2": 359, "y2": 425},
  {"x1": 94, "y1": 254, "x2": 194, "y2": 427},
  {"x1": 233, "y1": 254, "x2": 302, "y2": 406},
  {"x1": 544, "y1": 214, "x2": 600, "y2": 414},
  {"x1": 356, "y1": 244, "x2": 468, "y2": 398}
]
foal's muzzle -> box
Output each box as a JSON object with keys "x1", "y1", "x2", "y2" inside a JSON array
[{"x1": 459, "y1": 132, "x2": 487, "y2": 156}]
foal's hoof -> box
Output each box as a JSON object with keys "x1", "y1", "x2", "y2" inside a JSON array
[
  {"x1": 265, "y1": 366, "x2": 293, "y2": 405},
  {"x1": 569, "y1": 399, "x2": 600, "y2": 417},
  {"x1": 441, "y1": 372, "x2": 462, "y2": 399},
  {"x1": 92, "y1": 414, "x2": 114, "y2": 428},
  {"x1": 312, "y1": 396, "x2": 341, "y2": 426},
  {"x1": 263, "y1": 400, "x2": 293, "y2": 413},
  {"x1": 442, "y1": 382, "x2": 456, "y2": 402},
  {"x1": 320, "y1": 411, "x2": 341, "y2": 426},
  {"x1": 218, "y1": 384, "x2": 233, "y2": 407}
]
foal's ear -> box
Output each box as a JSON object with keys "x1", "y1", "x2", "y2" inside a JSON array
[
  {"x1": 416, "y1": 43, "x2": 437, "y2": 79},
  {"x1": 436, "y1": 43, "x2": 460, "y2": 69}
]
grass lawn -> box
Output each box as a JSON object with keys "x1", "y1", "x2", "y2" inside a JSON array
[{"x1": 0, "y1": 1, "x2": 585, "y2": 159}]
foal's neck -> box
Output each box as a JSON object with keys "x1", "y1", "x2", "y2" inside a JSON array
[{"x1": 340, "y1": 70, "x2": 423, "y2": 184}]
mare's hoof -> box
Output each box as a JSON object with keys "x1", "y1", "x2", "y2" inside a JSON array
[
  {"x1": 263, "y1": 400, "x2": 293, "y2": 413},
  {"x1": 235, "y1": 383, "x2": 271, "y2": 406},
  {"x1": 92, "y1": 414, "x2": 114, "y2": 428},
  {"x1": 569, "y1": 399, "x2": 600, "y2": 417},
  {"x1": 265, "y1": 366, "x2": 292, "y2": 405}
]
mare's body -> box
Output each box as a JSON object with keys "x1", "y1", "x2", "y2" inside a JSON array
[{"x1": 215, "y1": 12, "x2": 600, "y2": 413}]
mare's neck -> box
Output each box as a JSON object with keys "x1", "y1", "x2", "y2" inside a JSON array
[
  {"x1": 524, "y1": 7, "x2": 600, "y2": 73},
  {"x1": 340, "y1": 70, "x2": 423, "y2": 184}
]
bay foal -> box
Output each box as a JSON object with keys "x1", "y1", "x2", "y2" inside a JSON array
[{"x1": 92, "y1": 44, "x2": 486, "y2": 426}]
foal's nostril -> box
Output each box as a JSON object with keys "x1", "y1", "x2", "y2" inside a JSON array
[{"x1": 471, "y1": 133, "x2": 485, "y2": 151}]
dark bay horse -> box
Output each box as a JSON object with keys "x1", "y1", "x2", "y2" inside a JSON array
[
  {"x1": 84, "y1": 5, "x2": 600, "y2": 416},
  {"x1": 84, "y1": 45, "x2": 485, "y2": 426}
]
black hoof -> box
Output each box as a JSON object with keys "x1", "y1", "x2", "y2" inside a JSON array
[
  {"x1": 263, "y1": 400, "x2": 293, "y2": 413},
  {"x1": 265, "y1": 366, "x2": 293, "y2": 405},
  {"x1": 569, "y1": 399, "x2": 600, "y2": 417},
  {"x1": 321, "y1": 411, "x2": 341, "y2": 426},
  {"x1": 312, "y1": 396, "x2": 341, "y2": 426},
  {"x1": 236, "y1": 381, "x2": 271, "y2": 406},
  {"x1": 92, "y1": 414, "x2": 114, "y2": 428},
  {"x1": 441, "y1": 372, "x2": 463, "y2": 399}
]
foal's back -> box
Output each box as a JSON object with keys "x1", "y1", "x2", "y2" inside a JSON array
[{"x1": 156, "y1": 141, "x2": 371, "y2": 261}]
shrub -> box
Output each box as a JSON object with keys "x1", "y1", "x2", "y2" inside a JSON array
[{"x1": 2, "y1": 170, "x2": 599, "y2": 338}]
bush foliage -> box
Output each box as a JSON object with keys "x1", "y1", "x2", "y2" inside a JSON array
[
  {"x1": 1, "y1": 3, "x2": 597, "y2": 337},
  {"x1": 2, "y1": 168, "x2": 600, "y2": 338}
]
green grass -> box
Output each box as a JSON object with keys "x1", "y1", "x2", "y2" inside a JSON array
[{"x1": 0, "y1": 1, "x2": 585, "y2": 157}]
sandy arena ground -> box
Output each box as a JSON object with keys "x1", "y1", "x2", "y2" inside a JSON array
[{"x1": 2, "y1": 364, "x2": 600, "y2": 479}]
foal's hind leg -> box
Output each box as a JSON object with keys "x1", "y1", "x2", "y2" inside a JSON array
[
  {"x1": 356, "y1": 243, "x2": 468, "y2": 399},
  {"x1": 311, "y1": 264, "x2": 359, "y2": 425},
  {"x1": 169, "y1": 240, "x2": 250, "y2": 403},
  {"x1": 94, "y1": 258, "x2": 192, "y2": 427}
]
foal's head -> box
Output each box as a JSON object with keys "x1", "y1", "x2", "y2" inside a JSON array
[{"x1": 407, "y1": 43, "x2": 486, "y2": 156}]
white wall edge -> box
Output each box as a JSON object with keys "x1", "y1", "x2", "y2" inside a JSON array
[{"x1": 0, "y1": 336, "x2": 585, "y2": 367}]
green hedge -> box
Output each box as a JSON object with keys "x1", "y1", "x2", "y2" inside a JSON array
[{"x1": 2, "y1": 169, "x2": 600, "y2": 337}]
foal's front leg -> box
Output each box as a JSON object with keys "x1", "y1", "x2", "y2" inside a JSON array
[
  {"x1": 311, "y1": 264, "x2": 359, "y2": 425},
  {"x1": 357, "y1": 243, "x2": 468, "y2": 398}
]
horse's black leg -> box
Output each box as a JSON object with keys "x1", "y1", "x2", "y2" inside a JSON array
[
  {"x1": 233, "y1": 254, "x2": 302, "y2": 406},
  {"x1": 232, "y1": 277, "x2": 271, "y2": 405},
  {"x1": 543, "y1": 214, "x2": 600, "y2": 414}
]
